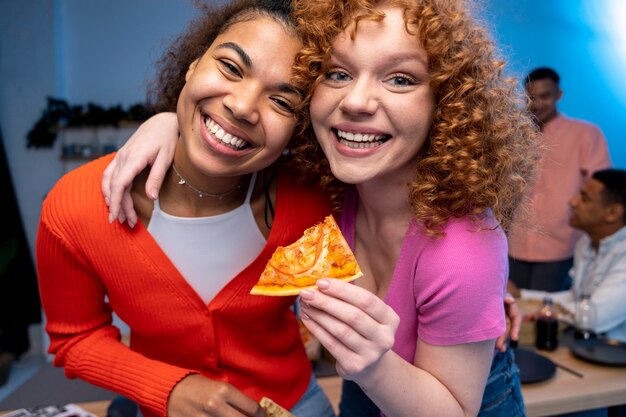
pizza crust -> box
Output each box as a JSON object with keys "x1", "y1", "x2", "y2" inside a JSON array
[
  {"x1": 259, "y1": 396, "x2": 295, "y2": 417},
  {"x1": 250, "y1": 273, "x2": 362, "y2": 296}
]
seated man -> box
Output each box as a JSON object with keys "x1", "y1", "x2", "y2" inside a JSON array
[{"x1": 508, "y1": 168, "x2": 626, "y2": 342}]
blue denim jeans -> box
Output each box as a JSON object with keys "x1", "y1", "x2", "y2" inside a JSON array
[
  {"x1": 339, "y1": 346, "x2": 525, "y2": 417},
  {"x1": 338, "y1": 379, "x2": 378, "y2": 417},
  {"x1": 479, "y1": 346, "x2": 526, "y2": 417},
  {"x1": 290, "y1": 374, "x2": 336, "y2": 417}
]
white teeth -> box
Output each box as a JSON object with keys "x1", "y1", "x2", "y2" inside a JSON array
[
  {"x1": 336, "y1": 129, "x2": 385, "y2": 143},
  {"x1": 338, "y1": 138, "x2": 384, "y2": 149},
  {"x1": 204, "y1": 117, "x2": 247, "y2": 150}
]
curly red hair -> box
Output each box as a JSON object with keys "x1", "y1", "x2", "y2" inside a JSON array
[{"x1": 291, "y1": 0, "x2": 540, "y2": 234}]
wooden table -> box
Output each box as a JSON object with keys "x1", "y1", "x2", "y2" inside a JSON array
[
  {"x1": 4, "y1": 352, "x2": 625, "y2": 417},
  {"x1": 521, "y1": 345, "x2": 626, "y2": 416},
  {"x1": 516, "y1": 298, "x2": 626, "y2": 416},
  {"x1": 4, "y1": 299, "x2": 625, "y2": 417}
]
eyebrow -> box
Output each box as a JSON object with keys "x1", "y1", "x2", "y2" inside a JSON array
[
  {"x1": 277, "y1": 82, "x2": 302, "y2": 98},
  {"x1": 216, "y1": 42, "x2": 252, "y2": 69},
  {"x1": 216, "y1": 42, "x2": 301, "y2": 97}
]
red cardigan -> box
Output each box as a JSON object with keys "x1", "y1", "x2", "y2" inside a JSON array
[{"x1": 36, "y1": 154, "x2": 331, "y2": 417}]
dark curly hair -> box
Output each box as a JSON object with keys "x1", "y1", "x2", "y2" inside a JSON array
[
  {"x1": 147, "y1": 0, "x2": 297, "y2": 113},
  {"x1": 291, "y1": 0, "x2": 540, "y2": 234}
]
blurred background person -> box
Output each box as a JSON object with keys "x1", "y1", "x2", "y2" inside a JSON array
[
  {"x1": 508, "y1": 67, "x2": 612, "y2": 292},
  {"x1": 509, "y1": 168, "x2": 626, "y2": 343}
]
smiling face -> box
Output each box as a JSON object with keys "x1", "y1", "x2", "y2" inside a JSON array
[
  {"x1": 176, "y1": 15, "x2": 302, "y2": 180},
  {"x1": 309, "y1": 6, "x2": 435, "y2": 185}
]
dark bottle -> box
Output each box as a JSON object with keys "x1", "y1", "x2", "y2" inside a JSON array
[{"x1": 535, "y1": 296, "x2": 559, "y2": 351}]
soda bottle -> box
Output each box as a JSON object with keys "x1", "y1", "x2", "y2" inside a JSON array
[{"x1": 535, "y1": 296, "x2": 559, "y2": 351}]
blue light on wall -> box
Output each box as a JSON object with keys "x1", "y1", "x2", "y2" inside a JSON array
[
  {"x1": 482, "y1": 0, "x2": 625, "y2": 168},
  {"x1": 583, "y1": 0, "x2": 626, "y2": 108}
]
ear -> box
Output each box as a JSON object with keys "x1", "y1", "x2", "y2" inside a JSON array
[
  {"x1": 556, "y1": 88, "x2": 563, "y2": 102},
  {"x1": 186, "y1": 59, "x2": 200, "y2": 82},
  {"x1": 605, "y1": 203, "x2": 625, "y2": 224}
]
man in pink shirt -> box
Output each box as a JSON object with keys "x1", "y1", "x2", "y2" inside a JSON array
[{"x1": 508, "y1": 67, "x2": 612, "y2": 292}]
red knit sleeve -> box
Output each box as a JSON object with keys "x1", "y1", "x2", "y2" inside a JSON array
[{"x1": 36, "y1": 157, "x2": 194, "y2": 417}]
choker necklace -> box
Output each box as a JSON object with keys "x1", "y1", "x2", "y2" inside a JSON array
[{"x1": 171, "y1": 164, "x2": 242, "y2": 199}]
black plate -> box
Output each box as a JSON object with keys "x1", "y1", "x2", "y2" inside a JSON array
[
  {"x1": 513, "y1": 347, "x2": 556, "y2": 384},
  {"x1": 570, "y1": 338, "x2": 626, "y2": 366}
]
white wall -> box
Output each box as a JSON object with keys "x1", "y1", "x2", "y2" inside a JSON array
[
  {"x1": 0, "y1": 0, "x2": 204, "y2": 258},
  {"x1": 1, "y1": 0, "x2": 64, "y2": 262}
]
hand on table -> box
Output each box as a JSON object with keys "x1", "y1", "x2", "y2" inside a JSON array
[
  {"x1": 299, "y1": 278, "x2": 399, "y2": 380},
  {"x1": 168, "y1": 374, "x2": 267, "y2": 417}
]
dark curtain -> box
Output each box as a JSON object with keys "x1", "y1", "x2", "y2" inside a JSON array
[{"x1": 0, "y1": 125, "x2": 41, "y2": 358}]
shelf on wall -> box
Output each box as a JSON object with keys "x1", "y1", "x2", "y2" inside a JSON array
[{"x1": 58, "y1": 123, "x2": 140, "y2": 172}]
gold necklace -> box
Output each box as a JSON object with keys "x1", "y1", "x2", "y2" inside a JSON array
[{"x1": 171, "y1": 164, "x2": 242, "y2": 199}]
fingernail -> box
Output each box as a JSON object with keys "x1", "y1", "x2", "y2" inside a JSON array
[
  {"x1": 300, "y1": 289, "x2": 314, "y2": 300},
  {"x1": 301, "y1": 311, "x2": 310, "y2": 320},
  {"x1": 316, "y1": 279, "x2": 329, "y2": 290},
  {"x1": 128, "y1": 219, "x2": 136, "y2": 229},
  {"x1": 150, "y1": 189, "x2": 158, "y2": 200},
  {"x1": 108, "y1": 213, "x2": 115, "y2": 224},
  {"x1": 104, "y1": 197, "x2": 110, "y2": 207}
]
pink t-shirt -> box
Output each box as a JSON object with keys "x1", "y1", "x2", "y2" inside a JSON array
[
  {"x1": 339, "y1": 187, "x2": 506, "y2": 364},
  {"x1": 508, "y1": 114, "x2": 611, "y2": 261}
]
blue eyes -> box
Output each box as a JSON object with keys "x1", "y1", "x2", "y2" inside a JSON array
[
  {"x1": 324, "y1": 70, "x2": 417, "y2": 88},
  {"x1": 326, "y1": 70, "x2": 351, "y2": 82},
  {"x1": 389, "y1": 75, "x2": 415, "y2": 87}
]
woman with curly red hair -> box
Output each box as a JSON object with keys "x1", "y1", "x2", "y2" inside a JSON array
[
  {"x1": 102, "y1": 1, "x2": 538, "y2": 416},
  {"x1": 290, "y1": 1, "x2": 537, "y2": 416}
]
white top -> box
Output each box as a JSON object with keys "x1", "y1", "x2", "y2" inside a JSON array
[
  {"x1": 522, "y1": 225, "x2": 626, "y2": 342},
  {"x1": 148, "y1": 172, "x2": 266, "y2": 303}
]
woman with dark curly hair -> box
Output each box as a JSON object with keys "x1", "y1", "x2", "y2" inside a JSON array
[
  {"x1": 102, "y1": 1, "x2": 539, "y2": 416},
  {"x1": 36, "y1": 1, "x2": 336, "y2": 417}
]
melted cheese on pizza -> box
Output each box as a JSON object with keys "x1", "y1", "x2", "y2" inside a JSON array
[{"x1": 251, "y1": 215, "x2": 362, "y2": 295}]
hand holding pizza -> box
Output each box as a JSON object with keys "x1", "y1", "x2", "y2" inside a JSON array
[
  {"x1": 299, "y1": 278, "x2": 400, "y2": 381},
  {"x1": 167, "y1": 374, "x2": 268, "y2": 417}
]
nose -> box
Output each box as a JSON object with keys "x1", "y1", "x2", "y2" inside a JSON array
[
  {"x1": 529, "y1": 98, "x2": 540, "y2": 111},
  {"x1": 339, "y1": 76, "x2": 379, "y2": 116},
  {"x1": 569, "y1": 194, "x2": 579, "y2": 208},
  {"x1": 223, "y1": 85, "x2": 261, "y2": 125}
]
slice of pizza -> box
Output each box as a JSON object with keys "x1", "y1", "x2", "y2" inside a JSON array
[
  {"x1": 259, "y1": 397, "x2": 295, "y2": 417},
  {"x1": 250, "y1": 214, "x2": 363, "y2": 296}
]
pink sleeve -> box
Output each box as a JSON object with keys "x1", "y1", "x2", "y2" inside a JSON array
[{"x1": 415, "y1": 219, "x2": 507, "y2": 345}]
